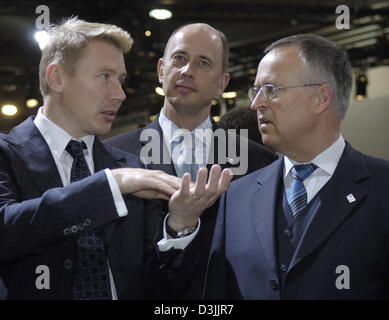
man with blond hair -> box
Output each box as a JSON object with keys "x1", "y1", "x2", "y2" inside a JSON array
[{"x1": 0, "y1": 17, "x2": 231, "y2": 300}]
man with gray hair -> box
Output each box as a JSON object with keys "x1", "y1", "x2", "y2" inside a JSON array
[{"x1": 204, "y1": 34, "x2": 389, "y2": 299}]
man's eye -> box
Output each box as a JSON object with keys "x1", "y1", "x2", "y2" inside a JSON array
[
  {"x1": 101, "y1": 74, "x2": 110, "y2": 80},
  {"x1": 174, "y1": 55, "x2": 185, "y2": 62},
  {"x1": 199, "y1": 60, "x2": 209, "y2": 67}
]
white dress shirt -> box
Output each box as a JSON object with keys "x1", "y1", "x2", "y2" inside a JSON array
[
  {"x1": 33, "y1": 107, "x2": 128, "y2": 299},
  {"x1": 158, "y1": 108, "x2": 214, "y2": 170},
  {"x1": 157, "y1": 109, "x2": 213, "y2": 250},
  {"x1": 283, "y1": 135, "x2": 346, "y2": 204}
]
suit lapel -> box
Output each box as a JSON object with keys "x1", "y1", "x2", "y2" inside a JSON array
[
  {"x1": 93, "y1": 140, "x2": 142, "y2": 298},
  {"x1": 92, "y1": 140, "x2": 130, "y2": 248},
  {"x1": 288, "y1": 144, "x2": 369, "y2": 272},
  {"x1": 250, "y1": 158, "x2": 284, "y2": 275},
  {"x1": 208, "y1": 122, "x2": 244, "y2": 180},
  {"x1": 139, "y1": 116, "x2": 177, "y2": 176},
  {"x1": 5, "y1": 117, "x2": 63, "y2": 193}
]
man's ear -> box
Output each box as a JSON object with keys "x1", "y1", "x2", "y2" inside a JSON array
[
  {"x1": 46, "y1": 63, "x2": 64, "y2": 93},
  {"x1": 216, "y1": 72, "x2": 231, "y2": 96},
  {"x1": 157, "y1": 58, "x2": 164, "y2": 84},
  {"x1": 316, "y1": 83, "x2": 334, "y2": 114}
]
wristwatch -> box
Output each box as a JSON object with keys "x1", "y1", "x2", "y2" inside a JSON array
[{"x1": 166, "y1": 223, "x2": 197, "y2": 239}]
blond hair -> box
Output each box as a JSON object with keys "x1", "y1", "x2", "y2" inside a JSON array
[{"x1": 39, "y1": 17, "x2": 133, "y2": 96}]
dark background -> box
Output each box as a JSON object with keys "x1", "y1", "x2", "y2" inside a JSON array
[{"x1": 0, "y1": 0, "x2": 388, "y2": 135}]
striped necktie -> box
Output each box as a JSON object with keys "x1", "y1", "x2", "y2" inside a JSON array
[
  {"x1": 286, "y1": 164, "x2": 317, "y2": 217},
  {"x1": 171, "y1": 132, "x2": 198, "y2": 181}
]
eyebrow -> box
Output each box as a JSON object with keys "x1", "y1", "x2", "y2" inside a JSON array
[
  {"x1": 170, "y1": 50, "x2": 213, "y2": 64},
  {"x1": 100, "y1": 68, "x2": 127, "y2": 79}
]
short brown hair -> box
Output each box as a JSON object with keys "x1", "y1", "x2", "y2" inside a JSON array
[{"x1": 39, "y1": 17, "x2": 133, "y2": 97}]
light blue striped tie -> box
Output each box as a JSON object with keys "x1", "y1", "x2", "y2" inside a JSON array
[
  {"x1": 172, "y1": 132, "x2": 199, "y2": 181},
  {"x1": 286, "y1": 164, "x2": 317, "y2": 217}
]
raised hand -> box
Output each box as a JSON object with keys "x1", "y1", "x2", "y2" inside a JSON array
[{"x1": 167, "y1": 165, "x2": 233, "y2": 231}]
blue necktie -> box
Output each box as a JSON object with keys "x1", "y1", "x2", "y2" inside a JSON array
[
  {"x1": 286, "y1": 164, "x2": 317, "y2": 217},
  {"x1": 172, "y1": 132, "x2": 198, "y2": 181},
  {"x1": 66, "y1": 140, "x2": 112, "y2": 300}
]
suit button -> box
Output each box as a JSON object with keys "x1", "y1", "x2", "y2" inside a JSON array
[
  {"x1": 269, "y1": 279, "x2": 278, "y2": 290},
  {"x1": 71, "y1": 225, "x2": 78, "y2": 233},
  {"x1": 64, "y1": 259, "x2": 73, "y2": 270},
  {"x1": 84, "y1": 219, "x2": 91, "y2": 226},
  {"x1": 280, "y1": 264, "x2": 287, "y2": 272},
  {"x1": 283, "y1": 228, "x2": 292, "y2": 238},
  {"x1": 63, "y1": 228, "x2": 71, "y2": 236}
]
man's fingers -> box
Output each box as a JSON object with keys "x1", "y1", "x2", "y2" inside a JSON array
[
  {"x1": 180, "y1": 173, "x2": 191, "y2": 198},
  {"x1": 153, "y1": 170, "x2": 182, "y2": 190},
  {"x1": 192, "y1": 167, "x2": 208, "y2": 197},
  {"x1": 218, "y1": 168, "x2": 233, "y2": 193},
  {"x1": 206, "y1": 164, "x2": 222, "y2": 194}
]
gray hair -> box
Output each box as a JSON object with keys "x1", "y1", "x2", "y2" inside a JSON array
[{"x1": 265, "y1": 34, "x2": 352, "y2": 120}]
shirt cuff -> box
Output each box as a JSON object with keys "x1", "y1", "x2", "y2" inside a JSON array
[
  {"x1": 157, "y1": 214, "x2": 201, "y2": 251},
  {"x1": 104, "y1": 168, "x2": 128, "y2": 217}
]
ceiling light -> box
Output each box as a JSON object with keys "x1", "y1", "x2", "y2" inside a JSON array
[
  {"x1": 145, "y1": 30, "x2": 151, "y2": 37},
  {"x1": 2, "y1": 104, "x2": 18, "y2": 116},
  {"x1": 356, "y1": 73, "x2": 368, "y2": 99},
  {"x1": 26, "y1": 98, "x2": 39, "y2": 108},
  {"x1": 155, "y1": 87, "x2": 165, "y2": 96},
  {"x1": 149, "y1": 9, "x2": 172, "y2": 20},
  {"x1": 34, "y1": 30, "x2": 49, "y2": 50},
  {"x1": 222, "y1": 91, "x2": 237, "y2": 99}
]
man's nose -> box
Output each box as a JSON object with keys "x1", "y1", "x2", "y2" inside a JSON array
[
  {"x1": 180, "y1": 61, "x2": 195, "y2": 78},
  {"x1": 112, "y1": 80, "x2": 126, "y2": 102}
]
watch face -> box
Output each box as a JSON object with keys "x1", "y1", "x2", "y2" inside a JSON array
[{"x1": 177, "y1": 227, "x2": 196, "y2": 238}]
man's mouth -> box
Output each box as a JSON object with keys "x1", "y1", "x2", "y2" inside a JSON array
[
  {"x1": 258, "y1": 112, "x2": 272, "y2": 126},
  {"x1": 101, "y1": 110, "x2": 117, "y2": 122},
  {"x1": 176, "y1": 82, "x2": 196, "y2": 93}
]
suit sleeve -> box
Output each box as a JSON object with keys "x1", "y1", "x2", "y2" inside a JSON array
[
  {"x1": 204, "y1": 191, "x2": 243, "y2": 299},
  {"x1": 0, "y1": 154, "x2": 120, "y2": 264},
  {"x1": 143, "y1": 200, "x2": 202, "y2": 299}
]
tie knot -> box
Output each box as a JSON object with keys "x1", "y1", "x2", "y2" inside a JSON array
[
  {"x1": 66, "y1": 140, "x2": 87, "y2": 159},
  {"x1": 292, "y1": 163, "x2": 317, "y2": 181},
  {"x1": 172, "y1": 131, "x2": 195, "y2": 148}
]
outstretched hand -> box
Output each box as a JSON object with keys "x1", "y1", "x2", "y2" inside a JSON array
[
  {"x1": 168, "y1": 165, "x2": 233, "y2": 231},
  {"x1": 111, "y1": 168, "x2": 182, "y2": 200}
]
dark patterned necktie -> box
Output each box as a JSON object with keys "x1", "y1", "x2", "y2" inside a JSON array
[
  {"x1": 286, "y1": 164, "x2": 317, "y2": 217},
  {"x1": 66, "y1": 140, "x2": 112, "y2": 300}
]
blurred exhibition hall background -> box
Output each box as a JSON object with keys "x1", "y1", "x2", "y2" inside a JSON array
[{"x1": 0, "y1": 0, "x2": 388, "y2": 159}]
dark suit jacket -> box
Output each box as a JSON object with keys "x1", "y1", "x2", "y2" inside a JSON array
[
  {"x1": 205, "y1": 142, "x2": 389, "y2": 299},
  {"x1": 105, "y1": 115, "x2": 277, "y2": 299},
  {"x1": 0, "y1": 117, "x2": 163, "y2": 299},
  {"x1": 0, "y1": 276, "x2": 7, "y2": 300}
]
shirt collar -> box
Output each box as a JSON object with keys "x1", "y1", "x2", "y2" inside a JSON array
[
  {"x1": 284, "y1": 134, "x2": 346, "y2": 178},
  {"x1": 158, "y1": 107, "x2": 213, "y2": 145},
  {"x1": 34, "y1": 107, "x2": 95, "y2": 162}
]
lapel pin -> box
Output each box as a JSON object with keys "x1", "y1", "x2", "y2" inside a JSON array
[
  {"x1": 346, "y1": 194, "x2": 356, "y2": 203},
  {"x1": 226, "y1": 157, "x2": 239, "y2": 165}
]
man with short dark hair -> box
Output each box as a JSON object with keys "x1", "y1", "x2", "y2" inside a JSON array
[{"x1": 106, "y1": 23, "x2": 277, "y2": 299}]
